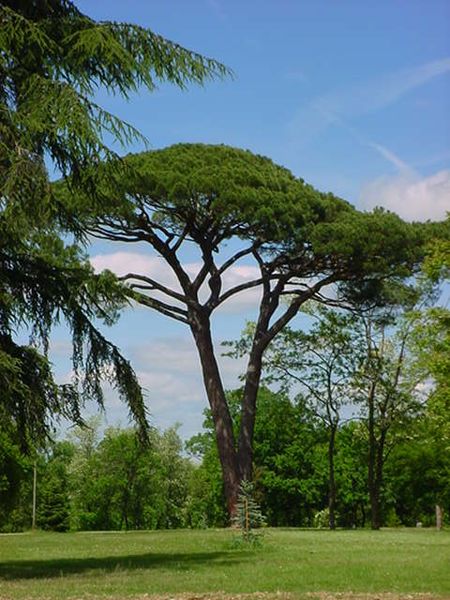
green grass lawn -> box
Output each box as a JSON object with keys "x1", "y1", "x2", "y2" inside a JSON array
[{"x1": 0, "y1": 528, "x2": 448, "y2": 599}]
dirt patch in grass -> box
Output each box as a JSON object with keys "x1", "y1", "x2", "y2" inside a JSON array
[
  {"x1": 132, "y1": 594, "x2": 440, "y2": 600},
  {"x1": 28, "y1": 593, "x2": 442, "y2": 600},
  {"x1": 118, "y1": 592, "x2": 442, "y2": 600},
  {"x1": 0, "y1": 592, "x2": 443, "y2": 600},
  {"x1": 308, "y1": 594, "x2": 440, "y2": 600}
]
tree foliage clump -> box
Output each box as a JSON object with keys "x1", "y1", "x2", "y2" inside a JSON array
[{"x1": 0, "y1": 0, "x2": 229, "y2": 445}]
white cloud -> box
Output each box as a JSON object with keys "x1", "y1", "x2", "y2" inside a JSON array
[
  {"x1": 360, "y1": 169, "x2": 450, "y2": 221},
  {"x1": 91, "y1": 252, "x2": 168, "y2": 280}
]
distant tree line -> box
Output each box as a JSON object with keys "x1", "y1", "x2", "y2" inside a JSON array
[{"x1": 1, "y1": 383, "x2": 447, "y2": 532}]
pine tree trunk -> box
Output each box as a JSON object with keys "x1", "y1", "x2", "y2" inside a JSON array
[
  {"x1": 190, "y1": 311, "x2": 240, "y2": 518},
  {"x1": 237, "y1": 351, "x2": 263, "y2": 482},
  {"x1": 369, "y1": 485, "x2": 381, "y2": 530}
]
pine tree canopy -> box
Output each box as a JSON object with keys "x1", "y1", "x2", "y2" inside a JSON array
[
  {"x1": 0, "y1": 1, "x2": 230, "y2": 446},
  {"x1": 83, "y1": 143, "x2": 432, "y2": 292}
]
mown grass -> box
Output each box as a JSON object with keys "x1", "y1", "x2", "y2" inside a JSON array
[{"x1": 0, "y1": 528, "x2": 448, "y2": 599}]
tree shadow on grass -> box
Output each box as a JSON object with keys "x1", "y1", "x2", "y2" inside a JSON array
[{"x1": 0, "y1": 550, "x2": 250, "y2": 580}]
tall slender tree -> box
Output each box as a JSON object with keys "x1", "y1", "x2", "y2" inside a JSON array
[{"x1": 349, "y1": 297, "x2": 430, "y2": 529}]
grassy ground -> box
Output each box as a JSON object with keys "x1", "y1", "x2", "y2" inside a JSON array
[{"x1": 0, "y1": 528, "x2": 448, "y2": 600}]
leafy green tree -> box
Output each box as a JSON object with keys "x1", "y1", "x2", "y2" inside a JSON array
[
  {"x1": 422, "y1": 227, "x2": 450, "y2": 283},
  {"x1": 386, "y1": 416, "x2": 450, "y2": 526},
  {"x1": 69, "y1": 426, "x2": 147, "y2": 530},
  {"x1": 68, "y1": 423, "x2": 192, "y2": 530},
  {"x1": 96, "y1": 428, "x2": 144, "y2": 530},
  {"x1": 0, "y1": 0, "x2": 229, "y2": 446},
  {"x1": 412, "y1": 306, "x2": 449, "y2": 416},
  {"x1": 76, "y1": 141, "x2": 431, "y2": 517},
  {"x1": 406, "y1": 233, "x2": 450, "y2": 526},
  {"x1": 408, "y1": 300, "x2": 450, "y2": 525},
  {"x1": 334, "y1": 422, "x2": 369, "y2": 528},
  {"x1": 185, "y1": 425, "x2": 228, "y2": 528},
  {"x1": 37, "y1": 441, "x2": 74, "y2": 531},
  {"x1": 184, "y1": 461, "x2": 227, "y2": 528},
  {"x1": 251, "y1": 389, "x2": 327, "y2": 526},
  {"x1": 351, "y1": 305, "x2": 427, "y2": 529},
  {"x1": 66, "y1": 417, "x2": 106, "y2": 530},
  {"x1": 0, "y1": 418, "x2": 32, "y2": 531}
]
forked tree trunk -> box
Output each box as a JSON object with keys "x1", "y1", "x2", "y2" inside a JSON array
[
  {"x1": 190, "y1": 309, "x2": 267, "y2": 519},
  {"x1": 188, "y1": 287, "x2": 308, "y2": 519}
]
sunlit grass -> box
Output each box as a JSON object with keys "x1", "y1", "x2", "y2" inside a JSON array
[{"x1": 0, "y1": 528, "x2": 448, "y2": 599}]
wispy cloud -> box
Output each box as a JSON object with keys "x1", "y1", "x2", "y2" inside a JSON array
[
  {"x1": 288, "y1": 57, "x2": 450, "y2": 143},
  {"x1": 286, "y1": 58, "x2": 450, "y2": 221},
  {"x1": 205, "y1": 0, "x2": 227, "y2": 22},
  {"x1": 366, "y1": 143, "x2": 413, "y2": 173},
  {"x1": 317, "y1": 57, "x2": 450, "y2": 117},
  {"x1": 301, "y1": 101, "x2": 418, "y2": 176}
]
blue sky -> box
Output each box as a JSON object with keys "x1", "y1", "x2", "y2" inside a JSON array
[{"x1": 54, "y1": 0, "x2": 450, "y2": 439}]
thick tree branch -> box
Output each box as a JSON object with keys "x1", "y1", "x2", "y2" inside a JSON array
[
  {"x1": 120, "y1": 272, "x2": 187, "y2": 304},
  {"x1": 216, "y1": 278, "x2": 265, "y2": 306},
  {"x1": 217, "y1": 244, "x2": 259, "y2": 275},
  {"x1": 130, "y1": 290, "x2": 189, "y2": 324}
]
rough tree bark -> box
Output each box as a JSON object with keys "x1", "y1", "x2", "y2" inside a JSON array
[{"x1": 190, "y1": 308, "x2": 240, "y2": 515}]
